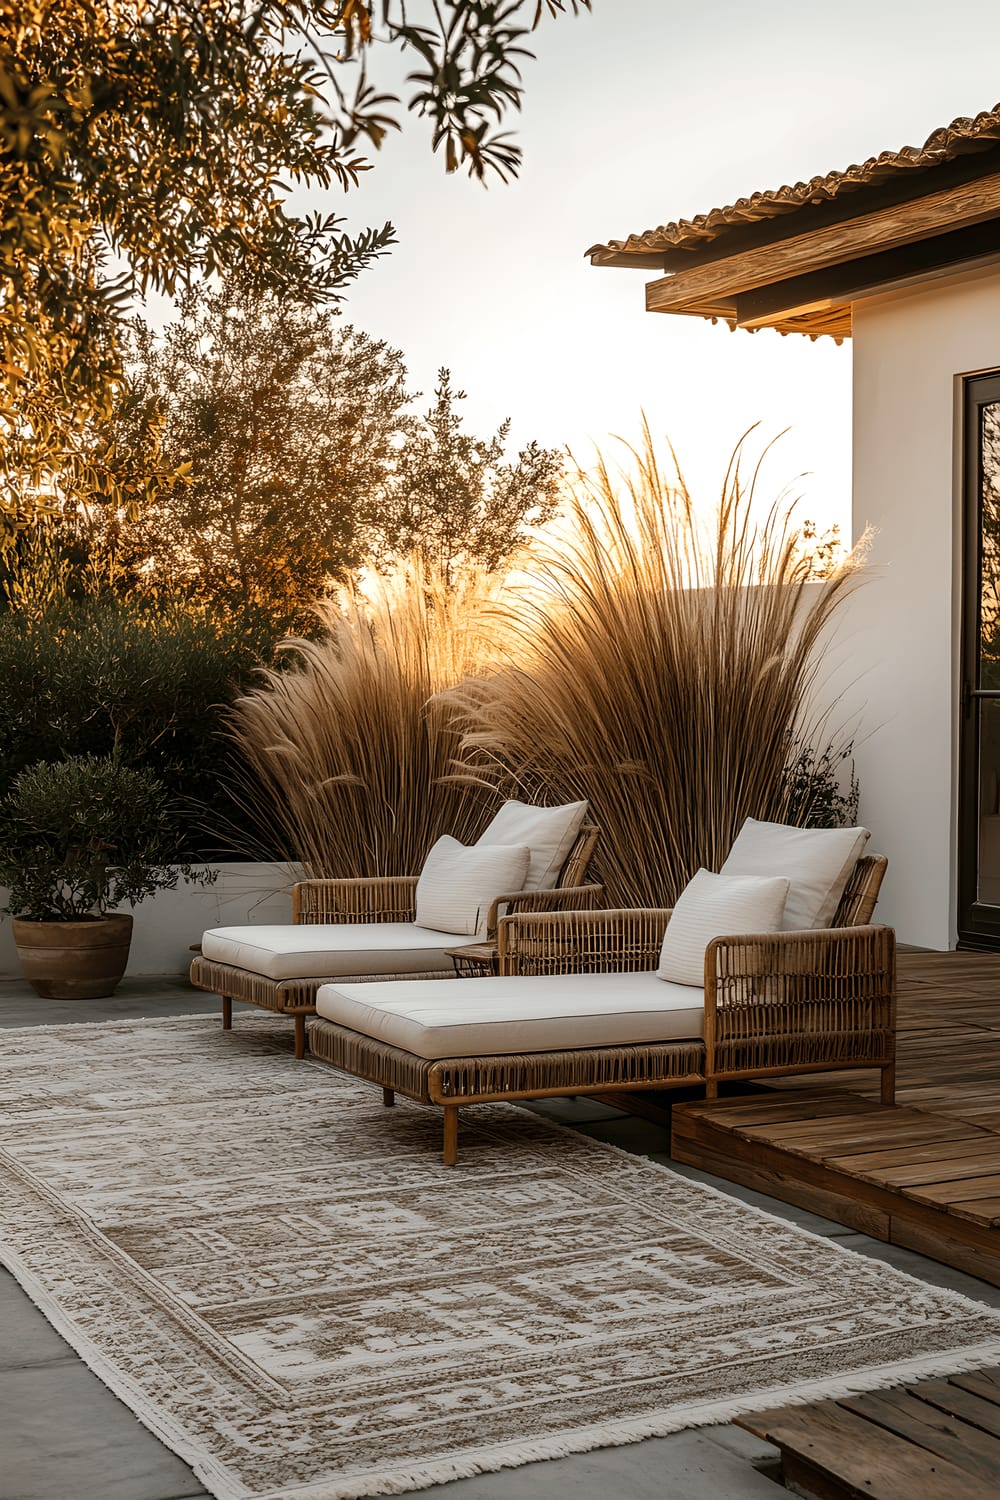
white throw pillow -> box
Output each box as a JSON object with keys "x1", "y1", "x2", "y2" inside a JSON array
[
  {"x1": 657, "y1": 869, "x2": 790, "y2": 987},
  {"x1": 415, "y1": 836, "x2": 530, "y2": 937},
  {"x1": 477, "y1": 799, "x2": 588, "y2": 891},
  {"x1": 721, "y1": 818, "x2": 870, "y2": 930}
]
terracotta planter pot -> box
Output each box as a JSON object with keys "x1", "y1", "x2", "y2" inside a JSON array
[{"x1": 11, "y1": 914, "x2": 134, "y2": 1000}]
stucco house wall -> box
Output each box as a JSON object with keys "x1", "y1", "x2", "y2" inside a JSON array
[{"x1": 847, "y1": 263, "x2": 1000, "y2": 947}]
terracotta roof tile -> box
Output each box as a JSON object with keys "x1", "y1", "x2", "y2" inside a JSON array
[{"x1": 587, "y1": 103, "x2": 1000, "y2": 264}]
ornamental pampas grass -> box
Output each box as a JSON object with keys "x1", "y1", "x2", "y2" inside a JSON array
[
  {"x1": 454, "y1": 428, "x2": 866, "y2": 908},
  {"x1": 227, "y1": 558, "x2": 503, "y2": 877}
]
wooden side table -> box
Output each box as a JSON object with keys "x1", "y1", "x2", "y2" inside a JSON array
[{"x1": 444, "y1": 942, "x2": 499, "y2": 977}]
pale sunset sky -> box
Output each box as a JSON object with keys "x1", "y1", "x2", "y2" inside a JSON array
[{"x1": 291, "y1": 0, "x2": 1000, "y2": 540}]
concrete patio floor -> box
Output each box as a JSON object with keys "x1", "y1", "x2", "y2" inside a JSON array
[{"x1": 3, "y1": 977, "x2": 1000, "y2": 1500}]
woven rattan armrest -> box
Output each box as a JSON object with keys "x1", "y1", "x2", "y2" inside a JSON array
[
  {"x1": 293, "y1": 876, "x2": 419, "y2": 925},
  {"x1": 832, "y1": 854, "x2": 888, "y2": 928},
  {"x1": 496, "y1": 906, "x2": 672, "y2": 977},
  {"x1": 484, "y1": 883, "x2": 604, "y2": 939},
  {"x1": 703, "y1": 922, "x2": 897, "y2": 1100}
]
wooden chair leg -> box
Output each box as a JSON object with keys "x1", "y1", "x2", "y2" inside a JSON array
[
  {"x1": 704, "y1": 1077, "x2": 719, "y2": 1100},
  {"x1": 382, "y1": 1087, "x2": 395, "y2": 1107},
  {"x1": 221, "y1": 996, "x2": 232, "y2": 1031},
  {"x1": 881, "y1": 1060, "x2": 896, "y2": 1106},
  {"x1": 443, "y1": 1105, "x2": 459, "y2": 1167},
  {"x1": 293, "y1": 1013, "x2": 306, "y2": 1060}
]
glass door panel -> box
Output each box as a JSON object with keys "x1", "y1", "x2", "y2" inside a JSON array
[
  {"x1": 981, "y1": 400, "x2": 1000, "y2": 689},
  {"x1": 978, "y1": 699, "x2": 1000, "y2": 907},
  {"x1": 959, "y1": 374, "x2": 1000, "y2": 946}
]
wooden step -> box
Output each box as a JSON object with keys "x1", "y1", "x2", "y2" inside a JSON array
[{"x1": 671, "y1": 1090, "x2": 1000, "y2": 1282}]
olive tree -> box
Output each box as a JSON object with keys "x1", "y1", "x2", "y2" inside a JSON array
[
  {"x1": 104, "y1": 278, "x2": 416, "y2": 623},
  {"x1": 0, "y1": 1, "x2": 590, "y2": 536}
]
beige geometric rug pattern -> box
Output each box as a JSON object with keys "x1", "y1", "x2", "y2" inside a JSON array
[{"x1": 3, "y1": 1014, "x2": 1000, "y2": 1500}]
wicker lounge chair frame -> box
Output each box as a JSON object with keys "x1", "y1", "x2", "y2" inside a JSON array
[
  {"x1": 307, "y1": 855, "x2": 895, "y2": 1165},
  {"x1": 189, "y1": 823, "x2": 602, "y2": 1057}
]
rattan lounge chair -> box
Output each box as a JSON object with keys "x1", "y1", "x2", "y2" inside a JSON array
[
  {"x1": 189, "y1": 823, "x2": 601, "y2": 1057},
  {"x1": 307, "y1": 854, "x2": 895, "y2": 1164}
]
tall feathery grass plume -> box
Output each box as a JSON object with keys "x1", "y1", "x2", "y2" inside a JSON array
[
  {"x1": 226, "y1": 558, "x2": 508, "y2": 878},
  {"x1": 453, "y1": 426, "x2": 868, "y2": 908}
]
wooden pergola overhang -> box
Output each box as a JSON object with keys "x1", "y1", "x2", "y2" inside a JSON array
[{"x1": 587, "y1": 105, "x2": 1000, "y2": 342}]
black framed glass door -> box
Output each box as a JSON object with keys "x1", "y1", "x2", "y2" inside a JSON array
[{"x1": 959, "y1": 371, "x2": 1000, "y2": 947}]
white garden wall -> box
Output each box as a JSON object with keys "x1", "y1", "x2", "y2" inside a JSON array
[
  {"x1": 0, "y1": 862, "x2": 297, "y2": 981},
  {"x1": 843, "y1": 263, "x2": 1000, "y2": 947}
]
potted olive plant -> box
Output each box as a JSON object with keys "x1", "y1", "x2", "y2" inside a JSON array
[{"x1": 0, "y1": 754, "x2": 213, "y2": 999}]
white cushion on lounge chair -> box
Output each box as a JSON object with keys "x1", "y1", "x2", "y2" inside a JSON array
[
  {"x1": 200, "y1": 923, "x2": 460, "y2": 981},
  {"x1": 477, "y1": 799, "x2": 588, "y2": 890},
  {"x1": 721, "y1": 818, "x2": 870, "y2": 930},
  {"x1": 414, "y1": 835, "x2": 530, "y2": 936},
  {"x1": 657, "y1": 869, "x2": 789, "y2": 985},
  {"x1": 314, "y1": 970, "x2": 705, "y2": 1060}
]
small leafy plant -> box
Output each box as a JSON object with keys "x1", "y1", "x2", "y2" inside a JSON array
[
  {"x1": 0, "y1": 756, "x2": 214, "y2": 922},
  {"x1": 783, "y1": 742, "x2": 860, "y2": 829}
]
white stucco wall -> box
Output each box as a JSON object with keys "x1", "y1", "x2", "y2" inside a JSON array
[
  {"x1": 0, "y1": 862, "x2": 297, "y2": 980},
  {"x1": 846, "y1": 264, "x2": 1000, "y2": 947}
]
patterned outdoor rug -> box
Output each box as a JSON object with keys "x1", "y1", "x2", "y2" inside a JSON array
[{"x1": 3, "y1": 1015, "x2": 1000, "y2": 1500}]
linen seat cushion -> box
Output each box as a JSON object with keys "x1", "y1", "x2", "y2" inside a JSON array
[
  {"x1": 200, "y1": 923, "x2": 461, "y2": 981},
  {"x1": 414, "y1": 835, "x2": 530, "y2": 936},
  {"x1": 657, "y1": 869, "x2": 790, "y2": 986},
  {"x1": 314, "y1": 970, "x2": 706, "y2": 1060},
  {"x1": 720, "y1": 818, "x2": 871, "y2": 930},
  {"x1": 476, "y1": 798, "x2": 589, "y2": 890}
]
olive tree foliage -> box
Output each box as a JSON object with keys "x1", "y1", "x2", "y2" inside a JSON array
[
  {"x1": 100, "y1": 277, "x2": 416, "y2": 622},
  {"x1": 372, "y1": 369, "x2": 563, "y2": 580},
  {"x1": 0, "y1": 0, "x2": 590, "y2": 539}
]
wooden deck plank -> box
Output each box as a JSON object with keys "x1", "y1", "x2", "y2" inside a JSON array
[
  {"x1": 831, "y1": 1149, "x2": 1000, "y2": 1189},
  {"x1": 934, "y1": 1198, "x2": 1000, "y2": 1226},
  {"x1": 741, "y1": 1116, "x2": 978, "y2": 1153},
  {"x1": 683, "y1": 1093, "x2": 880, "y2": 1127},
  {"x1": 826, "y1": 1137, "x2": 1000, "y2": 1176},
  {"x1": 898, "y1": 1102, "x2": 1000, "y2": 1119},
  {"x1": 912, "y1": 1381, "x2": 1000, "y2": 1438},
  {"x1": 907, "y1": 1175, "x2": 1000, "y2": 1206},
  {"x1": 952, "y1": 1369, "x2": 1000, "y2": 1401}
]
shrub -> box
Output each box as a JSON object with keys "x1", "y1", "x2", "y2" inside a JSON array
[
  {"x1": 0, "y1": 594, "x2": 284, "y2": 856},
  {"x1": 455, "y1": 431, "x2": 866, "y2": 908},
  {"x1": 783, "y1": 742, "x2": 860, "y2": 828},
  {"x1": 227, "y1": 559, "x2": 503, "y2": 877},
  {"x1": 0, "y1": 755, "x2": 212, "y2": 921}
]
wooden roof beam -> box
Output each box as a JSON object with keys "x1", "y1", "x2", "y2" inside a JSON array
[
  {"x1": 733, "y1": 218, "x2": 1000, "y2": 328},
  {"x1": 644, "y1": 171, "x2": 1000, "y2": 315}
]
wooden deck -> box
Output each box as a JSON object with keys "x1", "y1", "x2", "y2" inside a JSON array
[
  {"x1": 671, "y1": 950, "x2": 1000, "y2": 1285},
  {"x1": 740, "y1": 1366, "x2": 1000, "y2": 1500}
]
